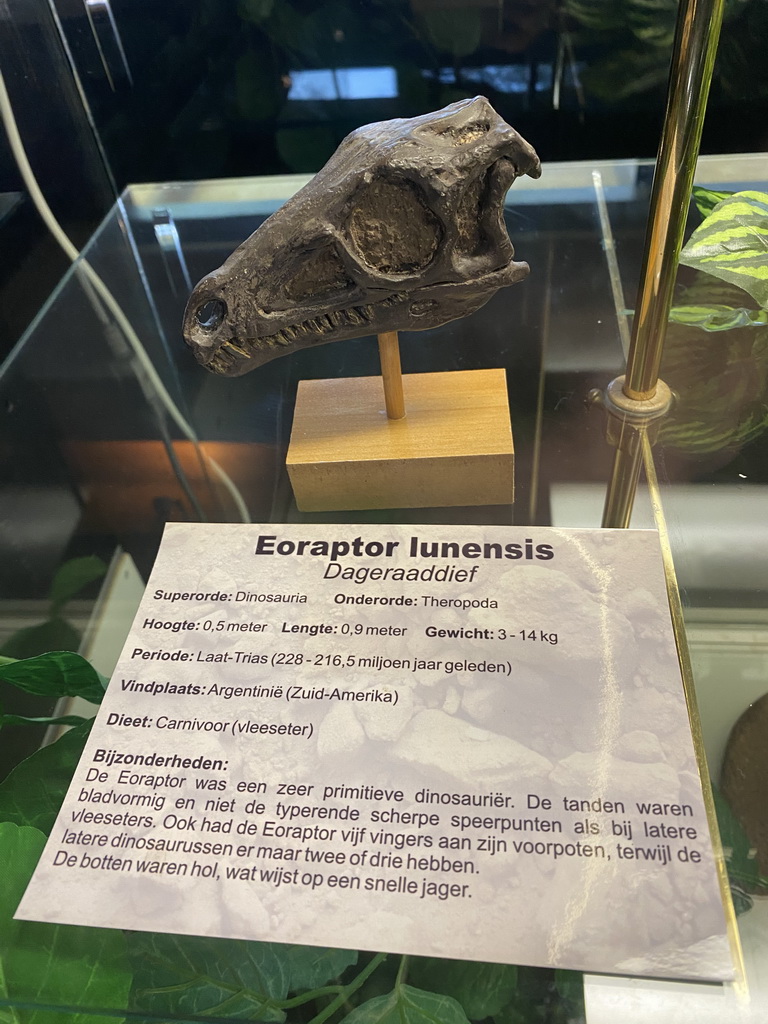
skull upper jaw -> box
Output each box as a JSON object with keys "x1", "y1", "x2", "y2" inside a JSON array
[{"x1": 185, "y1": 260, "x2": 531, "y2": 378}]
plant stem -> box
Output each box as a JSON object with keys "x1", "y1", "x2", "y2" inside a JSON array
[
  {"x1": 307, "y1": 952, "x2": 387, "y2": 1024},
  {"x1": 395, "y1": 954, "x2": 409, "y2": 989},
  {"x1": 278, "y1": 985, "x2": 344, "y2": 1009}
]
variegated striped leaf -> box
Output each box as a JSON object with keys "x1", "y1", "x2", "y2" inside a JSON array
[
  {"x1": 676, "y1": 271, "x2": 758, "y2": 309},
  {"x1": 563, "y1": 0, "x2": 626, "y2": 31},
  {"x1": 691, "y1": 186, "x2": 733, "y2": 221},
  {"x1": 680, "y1": 191, "x2": 768, "y2": 308},
  {"x1": 627, "y1": 0, "x2": 678, "y2": 46},
  {"x1": 668, "y1": 304, "x2": 768, "y2": 331},
  {"x1": 659, "y1": 322, "x2": 768, "y2": 453}
]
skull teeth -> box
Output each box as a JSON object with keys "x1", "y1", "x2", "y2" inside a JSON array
[
  {"x1": 207, "y1": 294, "x2": 408, "y2": 373},
  {"x1": 222, "y1": 341, "x2": 249, "y2": 357},
  {"x1": 259, "y1": 301, "x2": 381, "y2": 342},
  {"x1": 208, "y1": 351, "x2": 233, "y2": 372}
]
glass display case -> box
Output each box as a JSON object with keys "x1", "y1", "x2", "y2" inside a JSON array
[{"x1": 1, "y1": 152, "x2": 766, "y2": 1022}]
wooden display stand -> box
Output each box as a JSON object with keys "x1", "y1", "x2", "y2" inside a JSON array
[{"x1": 286, "y1": 333, "x2": 514, "y2": 511}]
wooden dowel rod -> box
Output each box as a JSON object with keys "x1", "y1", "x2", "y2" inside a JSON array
[{"x1": 377, "y1": 330, "x2": 405, "y2": 420}]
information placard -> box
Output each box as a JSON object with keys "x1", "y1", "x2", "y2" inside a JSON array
[{"x1": 17, "y1": 524, "x2": 734, "y2": 980}]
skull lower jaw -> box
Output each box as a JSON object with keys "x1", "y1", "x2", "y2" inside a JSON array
[{"x1": 197, "y1": 260, "x2": 530, "y2": 377}]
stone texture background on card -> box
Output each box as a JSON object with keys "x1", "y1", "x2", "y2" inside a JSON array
[{"x1": 16, "y1": 524, "x2": 732, "y2": 981}]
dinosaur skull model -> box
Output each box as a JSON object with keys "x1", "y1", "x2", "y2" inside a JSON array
[{"x1": 183, "y1": 96, "x2": 540, "y2": 377}]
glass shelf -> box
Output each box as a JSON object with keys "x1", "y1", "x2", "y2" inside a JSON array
[{"x1": 1, "y1": 153, "x2": 766, "y2": 1023}]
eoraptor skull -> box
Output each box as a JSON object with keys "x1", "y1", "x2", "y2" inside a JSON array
[{"x1": 183, "y1": 96, "x2": 540, "y2": 377}]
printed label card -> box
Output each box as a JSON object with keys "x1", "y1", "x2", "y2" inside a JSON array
[{"x1": 17, "y1": 524, "x2": 735, "y2": 981}]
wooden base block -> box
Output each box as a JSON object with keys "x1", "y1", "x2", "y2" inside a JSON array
[{"x1": 286, "y1": 369, "x2": 514, "y2": 511}]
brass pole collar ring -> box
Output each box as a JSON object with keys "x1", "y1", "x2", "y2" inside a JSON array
[{"x1": 604, "y1": 375, "x2": 674, "y2": 426}]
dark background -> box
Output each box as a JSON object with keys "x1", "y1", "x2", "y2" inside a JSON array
[{"x1": 1, "y1": 0, "x2": 767, "y2": 361}]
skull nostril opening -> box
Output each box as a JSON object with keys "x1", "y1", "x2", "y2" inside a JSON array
[{"x1": 195, "y1": 298, "x2": 227, "y2": 331}]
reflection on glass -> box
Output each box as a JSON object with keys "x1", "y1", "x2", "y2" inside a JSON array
[{"x1": 288, "y1": 67, "x2": 399, "y2": 101}]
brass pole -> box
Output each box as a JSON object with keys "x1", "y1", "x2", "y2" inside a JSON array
[
  {"x1": 625, "y1": 0, "x2": 726, "y2": 402},
  {"x1": 600, "y1": 0, "x2": 726, "y2": 527},
  {"x1": 603, "y1": 433, "x2": 644, "y2": 531}
]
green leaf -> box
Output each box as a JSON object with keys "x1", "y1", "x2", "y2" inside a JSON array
[
  {"x1": 0, "y1": 822, "x2": 131, "y2": 1023},
  {"x1": 581, "y1": 47, "x2": 671, "y2": 101},
  {"x1": 421, "y1": 9, "x2": 482, "y2": 57},
  {"x1": 659, "y1": 314, "x2": 768, "y2": 453},
  {"x1": 676, "y1": 270, "x2": 758, "y2": 310},
  {"x1": 494, "y1": 967, "x2": 559, "y2": 1024},
  {"x1": 564, "y1": 0, "x2": 626, "y2": 31},
  {"x1": 0, "y1": 618, "x2": 81, "y2": 660},
  {"x1": 692, "y1": 186, "x2": 734, "y2": 221},
  {"x1": 668, "y1": 304, "x2": 768, "y2": 331},
  {"x1": 128, "y1": 934, "x2": 290, "y2": 1020},
  {"x1": 409, "y1": 958, "x2": 517, "y2": 1019},
  {"x1": 0, "y1": 652, "x2": 107, "y2": 704},
  {"x1": 627, "y1": 0, "x2": 678, "y2": 46},
  {"x1": 680, "y1": 191, "x2": 768, "y2": 309},
  {"x1": 0, "y1": 720, "x2": 92, "y2": 833},
  {"x1": 0, "y1": 714, "x2": 89, "y2": 728},
  {"x1": 48, "y1": 556, "x2": 107, "y2": 615},
  {"x1": 555, "y1": 969, "x2": 586, "y2": 1020},
  {"x1": 713, "y1": 786, "x2": 765, "y2": 906},
  {"x1": 283, "y1": 944, "x2": 357, "y2": 991},
  {"x1": 339, "y1": 984, "x2": 470, "y2": 1024}
]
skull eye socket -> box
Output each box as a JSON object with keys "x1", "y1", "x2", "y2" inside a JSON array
[
  {"x1": 347, "y1": 175, "x2": 441, "y2": 276},
  {"x1": 195, "y1": 299, "x2": 227, "y2": 331}
]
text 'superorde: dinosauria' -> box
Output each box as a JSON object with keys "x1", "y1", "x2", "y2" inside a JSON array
[{"x1": 183, "y1": 96, "x2": 540, "y2": 377}]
